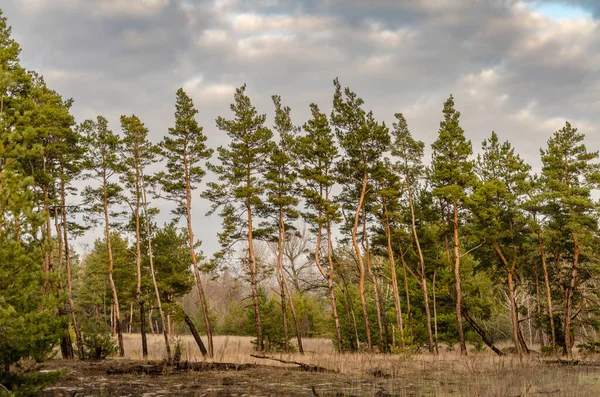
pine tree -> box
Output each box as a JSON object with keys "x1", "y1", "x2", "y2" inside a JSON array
[
  {"x1": 331, "y1": 78, "x2": 390, "y2": 352},
  {"x1": 157, "y1": 88, "x2": 214, "y2": 357},
  {"x1": 205, "y1": 84, "x2": 273, "y2": 352},
  {"x1": 263, "y1": 95, "x2": 303, "y2": 353},
  {"x1": 390, "y1": 113, "x2": 434, "y2": 352},
  {"x1": 295, "y1": 103, "x2": 343, "y2": 352},
  {"x1": 121, "y1": 114, "x2": 171, "y2": 360},
  {"x1": 80, "y1": 116, "x2": 126, "y2": 357},
  {"x1": 472, "y1": 131, "x2": 532, "y2": 359},
  {"x1": 429, "y1": 95, "x2": 475, "y2": 355},
  {"x1": 540, "y1": 122, "x2": 600, "y2": 359}
]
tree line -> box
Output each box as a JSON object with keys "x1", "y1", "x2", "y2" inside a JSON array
[{"x1": 2, "y1": 8, "x2": 600, "y2": 393}]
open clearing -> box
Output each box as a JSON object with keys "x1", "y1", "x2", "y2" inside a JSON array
[{"x1": 40, "y1": 335, "x2": 600, "y2": 396}]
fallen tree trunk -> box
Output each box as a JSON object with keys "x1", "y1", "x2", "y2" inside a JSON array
[
  {"x1": 107, "y1": 361, "x2": 256, "y2": 375},
  {"x1": 249, "y1": 354, "x2": 337, "y2": 373},
  {"x1": 543, "y1": 360, "x2": 600, "y2": 367},
  {"x1": 462, "y1": 310, "x2": 504, "y2": 356},
  {"x1": 182, "y1": 310, "x2": 208, "y2": 356}
]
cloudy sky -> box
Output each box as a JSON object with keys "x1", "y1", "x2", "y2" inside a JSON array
[{"x1": 2, "y1": 0, "x2": 599, "y2": 256}]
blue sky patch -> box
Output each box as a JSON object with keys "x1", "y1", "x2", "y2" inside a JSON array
[{"x1": 529, "y1": 1, "x2": 593, "y2": 20}]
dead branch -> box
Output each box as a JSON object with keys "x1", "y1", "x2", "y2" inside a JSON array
[{"x1": 250, "y1": 354, "x2": 337, "y2": 373}]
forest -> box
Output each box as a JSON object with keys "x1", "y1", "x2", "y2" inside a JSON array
[{"x1": 2, "y1": 7, "x2": 600, "y2": 395}]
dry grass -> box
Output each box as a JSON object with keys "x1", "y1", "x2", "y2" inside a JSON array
[{"x1": 109, "y1": 334, "x2": 600, "y2": 395}]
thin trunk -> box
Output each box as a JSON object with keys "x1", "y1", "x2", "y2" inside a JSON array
[
  {"x1": 433, "y1": 271, "x2": 439, "y2": 354},
  {"x1": 282, "y1": 269, "x2": 304, "y2": 354},
  {"x1": 564, "y1": 233, "x2": 580, "y2": 360},
  {"x1": 452, "y1": 201, "x2": 467, "y2": 355},
  {"x1": 493, "y1": 243, "x2": 522, "y2": 359},
  {"x1": 276, "y1": 208, "x2": 290, "y2": 353},
  {"x1": 537, "y1": 229, "x2": 557, "y2": 354},
  {"x1": 363, "y1": 210, "x2": 386, "y2": 352},
  {"x1": 338, "y1": 266, "x2": 358, "y2": 351},
  {"x1": 352, "y1": 169, "x2": 372, "y2": 352},
  {"x1": 247, "y1": 199, "x2": 263, "y2": 352},
  {"x1": 324, "y1": 187, "x2": 343, "y2": 353},
  {"x1": 327, "y1": 227, "x2": 343, "y2": 353},
  {"x1": 182, "y1": 310, "x2": 208, "y2": 356},
  {"x1": 463, "y1": 309, "x2": 504, "y2": 356},
  {"x1": 407, "y1": 187, "x2": 434, "y2": 353},
  {"x1": 133, "y1": 155, "x2": 148, "y2": 358},
  {"x1": 533, "y1": 260, "x2": 546, "y2": 346},
  {"x1": 55, "y1": 199, "x2": 73, "y2": 360},
  {"x1": 103, "y1": 172, "x2": 124, "y2": 357},
  {"x1": 400, "y1": 249, "x2": 413, "y2": 339},
  {"x1": 382, "y1": 201, "x2": 404, "y2": 348},
  {"x1": 183, "y1": 151, "x2": 214, "y2": 357},
  {"x1": 140, "y1": 168, "x2": 171, "y2": 361},
  {"x1": 129, "y1": 303, "x2": 133, "y2": 334},
  {"x1": 148, "y1": 308, "x2": 154, "y2": 334},
  {"x1": 508, "y1": 271, "x2": 523, "y2": 359}
]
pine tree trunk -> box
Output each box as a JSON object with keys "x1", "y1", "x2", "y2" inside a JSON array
[
  {"x1": 352, "y1": 170, "x2": 372, "y2": 352},
  {"x1": 245, "y1": 160, "x2": 263, "y2": 352},
  {"x1": 103, "y1": 171, "x2": 124, "y2": 357},
  {"x1": 182, "y1": 309, "x2": 208, "y2": 356},
  {"x1": 140, "y1": 169, "x2": 170, "y2": 361},
  {"x1": 433, "y1": 270, "x2": 439, "y2": 354},
  {"x1": 452, "y1": 201, "x2": 467, "y2": 355},
  {"x1": 564, "y1": 233, "x2": 580, "y2": 360},
  {"x1": 508, "y1": 271, "x2": 523, "y2": 360},
  {"x1": 183, "y1": 151, "x2": 214, "y2": 357},
  {"x1": 407, "y1": 188, "x2": 434, "y2": 353},
  {"x1": 400, "y1": 251, "x2": 413, "y2": 339},
  {"x1": 383, "y1": 207, "x2": 404, "y2": 348},
  {"x1": 537, "y1": 230, "x2": 557, "y2": 354},
  {"x1": 363, "y1": 212, "x2": 386, "y2": 351},
  {"x1": 314, "y1": 188, "x2": 343, "y2": 353},
  {"x1": 133, "y1": 159, "x2": 149, "y2": 358},
  {"x1": 326, "y1": 224, "x2": 343, "y2": 354},
  {"x1": 282, "y1": 271, "x2": 304, "y2": 354},
  {"x1": 276, "y1": 208, "x2": 290, "y2": 353}
]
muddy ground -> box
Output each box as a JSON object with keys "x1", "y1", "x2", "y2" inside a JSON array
[{"x1": 38, "y1": 357, "x2": 600, "y2": 396}]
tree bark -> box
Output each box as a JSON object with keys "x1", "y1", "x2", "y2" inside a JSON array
[
  {"x1": 363, "y1": 211, "x2": 386, "y2": 351},
  {"x1": 326, "y1": 225, "x2": 343, "y2": 353},
  {"x1": 452, "y1": 201, "x2": 467, "y2": 355},
  {"x1": 407, "y1": 187, "x2": 434, "y2": 353},
  {"x1": 276, "y1": 208, "x2": 290, "y2": 353},
  {"x1": 537, "y1": 229, "x2": 557, "y2": 354},
  {"x1": 182, "y1": 309, "x2": 208, "y2": 356},
  {"x1": 564, "y1": 233, "x2": 580, "y2": 360},
  {"x1": 463, "y1": 310, "x2": 504, "y2": 356},
  {"x1": 433, "y1": 270, "x2": 439, "y2": 354},
  {"x1": 140, "y1": 168, "x2": 171, "y2": 361},
  {"x1": 351, "y1": 169, "x2": 372, "y2": 352},
  {"x1": 132, "y1": 152, "x2": 148, "y2": 358},
  {"x1": 103, "y1": 171, "x2": 124, "y2": 357},
  {"x1": 383, "y1": 203, "x2": 404, "y2": 347},
  {"x1": 183, "y1": 150, "x2": 214, "y2": 357}
]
